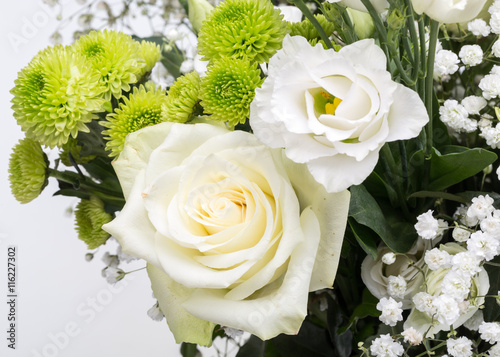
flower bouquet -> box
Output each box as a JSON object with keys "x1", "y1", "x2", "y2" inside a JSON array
[{"x1": 8, "y1": 0, "x2": 500, "y2": 355}]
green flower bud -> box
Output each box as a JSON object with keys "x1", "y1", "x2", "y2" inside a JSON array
[
  {"x1": 74, "y1": 196, "x2": 112, "y2": 249},
  {"x1": 347, "y1": 7, "x2": 375, "y2": 39},
  {"x1": 187, "y1": 0, "x2": 214, "y2": 34},
  {"x1": 8, "y1": 138, "x2": 49, "y2": 204}
]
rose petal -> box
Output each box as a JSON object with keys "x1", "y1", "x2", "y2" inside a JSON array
[
  {"x1": 182, "y1": 207, "x2": 320, "y2": 340},
  {"x1": 112, "y1": 122, "x2": 174, "y2": 199},
  {"x1": 102, "y1": 170, "x2": 160, "y2": 265},
  {"x1": 147, "y1": 263, "x2": 215, "y2": 346}
]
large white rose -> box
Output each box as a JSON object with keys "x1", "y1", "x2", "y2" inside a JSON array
[
  {"x1": 411, "y1": 0, "x2": 488, "y2": 23},
  {"x1": 103, "y1": 122, "x2": 350, "y2": 345},
  {"x1": 250, "y1": 35, "x2": 428, "y2": 193}
]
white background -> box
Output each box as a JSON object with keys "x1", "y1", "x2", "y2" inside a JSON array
[{"x1": 0, "y1": 1, "x2": 220, "y2": 356}]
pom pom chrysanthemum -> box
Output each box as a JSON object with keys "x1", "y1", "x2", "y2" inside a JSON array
[
  {"x1": 101, "y1": 83, "x2": 167, "y2": 157},
  {"x1": 161, "y1": 71, "x2": 201, "y2": 123},
  {"x1": 10, "y1": 45, "x2": 105, "y2": 148},
  {"x1": 198, "y1": 0, "x2": 288, "y2": 63},
  {"x1": 200, "y1": 57, "x2": 263, "y2": 127},
  {"x1": 137, "y1": 40, "x2": 162, "y2": 78},
  {"x1": 74, "y1": 196, "x2": 112, "y2": 249},
  {"x1": 8, "y1": 138, "x2": 49, "y2": 204},
  {"x1": 73, "y1": 29, "x2": 146, "y2": 100}
]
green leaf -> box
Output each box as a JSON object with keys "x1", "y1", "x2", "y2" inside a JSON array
[
  {"x1": 427, "y1": 147, "x2": 497, "y2": 191},
  {"x1": 272, "y1": 320, "x2": 334, "y2": 357},
  {"x1": 484, "y1": 256, "x2": 500, "y2": 322},
  {"x1": 348, "y1": 185, "x2": 408, "y2": 253},
  {"x1": 326, "y1": 296, "x2": 353, "y2": 357},
  {"x1": 161, "y1": 43, "x2": 186, "y2": 80},
  {"x1": 348, "y1": 219, "x2": 378, "y2": 259},
  {"x1": 236, "y1": 335, "x2": 264, "y2": 357},
  {"x1": 180, "y1": 342, "x2": 200, "y2": 357}
]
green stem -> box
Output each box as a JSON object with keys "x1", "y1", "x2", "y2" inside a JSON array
[
  {"x1": 404, "y1": 0, "x2": 421, "y2": 83},
  {"x1": 381, "y1": 144, "x2": 411, "y2": 219},
  {"x1": 48, "y1": 169, "x2": 124, "y2": 206},
  {"x1": 417, "y1": 18, "x2": 427, "y2": 99},
  {"x1": 359, "y1": 0, "x2": 390, "y2": 64},
  {"x1": 287, "y1": 0, "x2": 334, "y2": 49},
  {"x1": 425, "y1": 20, "x2": 440, "y2": 155}
]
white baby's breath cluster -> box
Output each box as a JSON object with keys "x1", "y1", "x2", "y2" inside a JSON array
[{"x1": 367, "y1": 195, "x2": 500, "y2": 355}]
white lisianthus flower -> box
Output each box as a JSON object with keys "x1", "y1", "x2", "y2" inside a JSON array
[
  {"x1": 411, "y1": 0, "x2": 488, "y2": 24},
  {"x1": 250, "y1": 35, "x2": 428, "y2": 193},
  {"x1": 102, "y1": 122, "x2": 350, "y2": 344},
  {"x1": 463, "y1": 309, "x2": 484, "y2": 331}
]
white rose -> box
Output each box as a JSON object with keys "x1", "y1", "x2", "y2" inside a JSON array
[
  {"x1": 404, "y1": 243, "x2": 490, "y2": 337},
  {"x1": 250, "y1": 35, "x2": 428, "y2": 193},
  {"x1": 103, "y1": 122, "x2": 350, "y2": 345},
  {"x1": 361, "y1": 238, "x2": 431, "y2": 309},
  {"x1": 411, "y1": 0, "x2": 488, "y2": 24}
]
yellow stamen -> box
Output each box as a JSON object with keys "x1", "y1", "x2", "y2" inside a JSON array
[{"x1": 325, "y1": 97, "x2": 342, "y2": 115}]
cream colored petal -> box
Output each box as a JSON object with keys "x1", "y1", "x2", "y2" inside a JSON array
[
  {"x1": 147, "y1": 264, "x2": 215, "y2": 346},
  {"x1": 113, "y1": 122, "x2": 174, "y2": 199},
  {"x1": 385, "y1": 84, "x2": 429, "y2": 142},
  {"x1": 284, "y1": 157, "x2": 350, "y2": 290},
  {"x1": 102, "y1": 170, "x2": 160, "y2": 266},
  {"x1": 306, "y1": 149, "x2": 380, "y2": 193},
  {"x1": 182, "y1": 208, "x2": 320, "y2": 341}
]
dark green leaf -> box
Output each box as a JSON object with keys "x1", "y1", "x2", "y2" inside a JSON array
[
  {"x1": 484, "y1": 256, "x2": 500, "y2": 322},
  {"x1": 180, "y1": 342, "x2": 200, "y2": 357},
  {"x1": 236, "y1": 335, "x2": 265, "y2": 357},
  {"x1": 326, "y1": 296, "x2": 353, "y2": 357},
  {"x1": 161, "y1": 43, "x2": 186, "y2": 80},
  {"x1": 53, "y1": 189, "x2": 91, "y2": 200},
  {"x1": 349, "y1": 185, "x2": 408, "y2": 253},
  {"x1": 427, "y1": 147, "x2": 497, "y2": 191},
  {"x1": 408, "y1": 190, "x2": 469, "y2": 204},
  {"x1": 272, "y1": 320, "x2": 334, "y2": 357},
  {"x1": 348, "y1": 219, "x2": 378, "y2": 259}
]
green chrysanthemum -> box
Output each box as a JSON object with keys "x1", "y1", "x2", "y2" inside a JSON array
[
  {"x1": 162, "y1": 71, "x2": 201, "y2": 123},
  {"x1": 137, "y1": 40, "x2": 162, "y2": 78},
  {"x1": 101, "y1": 83, "x2": 167, "y2": 157},
  {"x1": 289, "y1": 14, "x2": 335, "y2": 43},
  {"x1": 59, "y1": 137, "x2": 96, "y2": 166},
  {"x1": 72, "y1": 29, "x2": 146, "y2": 100},
  {"x1": 200, "y1": 57, "x2": 263, "y2": 127},
  {"x1": 9, "y1": 138, "x2": 49, "y2": 204},
  {"x1": 74, "y1": 196, "x2": 112, "y2": 249},
  {"x1": 10, "y1": 45, "x2": 104, "y2": 148},
  {"x1": 198, "y1": 0, "x2": 288, "y2": 63}
]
